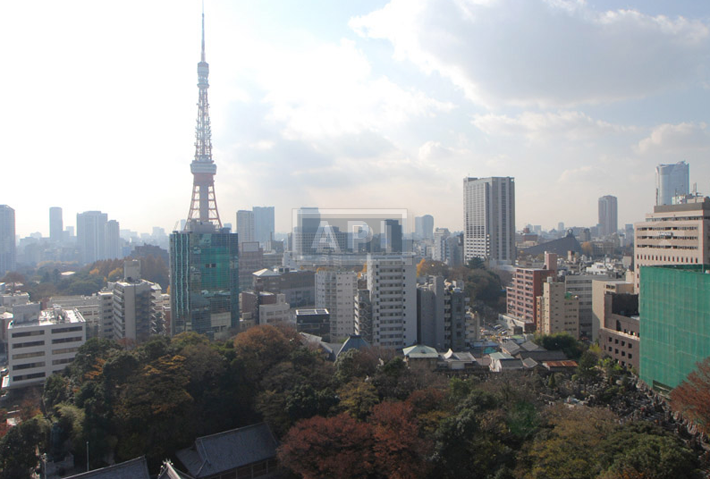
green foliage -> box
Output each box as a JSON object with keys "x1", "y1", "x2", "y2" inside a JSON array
[
  {"x1": 467, "y1": 257, "x2": 486, "y2": 269},
  {"x1": 335, "y1": 348, "x2": 378, "y2": 385},
  {"x1": 575, "y1": 350, "x2": 601, "y2": 382},
  {"x1": 598, "y1": 422, "x2": 701, "y2": 479},
  {"x1": 431, "y1": 389, "x2": 512, "y2": 479},
  {"x1": 533, "y1": 332, "x2": 585, "y2": 360},
  {"x1": 417, "y1": 259, "x2": 450, "y2": 278},
  {"x1": 520, "y1": 406, "x2": 617, "y2": 479},
  {"x1": 0, "y1": 417, "x2": 49, "y2": 479},
  {"x1": 337, "y1": 379, "x2": 380, "y2": 420},
  {"x1": 43, "y1": 374, "x2": 70, "y2": 411},
  {"x1": 506, "y1": 402, "x2": 539, "y2": 440}
]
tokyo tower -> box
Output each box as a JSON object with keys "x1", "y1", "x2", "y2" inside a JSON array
[{"x1": 185, "y1": 11, "x2": 222, "y2": 229}]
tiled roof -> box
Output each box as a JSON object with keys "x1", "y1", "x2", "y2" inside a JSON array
[
  {"x1": 64, "y1": 457, "x2": 150, "y2": 479},
  {"x1": 337, "y1": 335, "x2": 371, "y2": 358},
  {"x1": 176, "y1": 423, "x2": 278, "y2": 478},
  {"x1": 402, "y1": 344, "x2": 439, "y2": 358}
]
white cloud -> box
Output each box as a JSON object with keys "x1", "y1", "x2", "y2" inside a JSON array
[
  {"x1": 558, "y1": 165, "x2": 609, "y2": 184},
  {"x1": 351, "y1": 0, "x2": 710, "y2": 108},
  {"x1": 637, "y1": 122, "x2": 710, "y2": 154},
  {"x1": 253, "y1": 39, "x2": 453, "y2": 140},
  {"x1": 472, "y1": 111, "x2": 631, "y2": 143}
]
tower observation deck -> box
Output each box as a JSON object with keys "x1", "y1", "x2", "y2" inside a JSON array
[{"x1": 186, "y1": 12, "x2": 222, "y2": 230}]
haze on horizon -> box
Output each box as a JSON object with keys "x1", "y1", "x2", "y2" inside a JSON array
[{"x1": 1, "y1": 0, "x2": 708, "y2": 238}]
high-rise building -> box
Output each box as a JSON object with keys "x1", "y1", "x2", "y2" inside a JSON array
[
  {"x1": 382, "y1": 219, "x2": 403, "y2": 253},
  {"x1": 598, "y1": 195, "x2": 618, "y2": 237},
  {"x1": 49, "y1": 207, "x2": 63, "y2": 244},
  {"x1": 633, "y1": 196, "x2": 710, "y2": 292},
  {"x1": 236, "y1": 210, "x2": 255, "y2": 244},
  {"x1": 416, "y1": 276, "x2": 466, "y2": 350},
  {"x1": 415, "y1": 215, "x2": 434, "y2": 241},
  {"x1": 170, "y1": 12, "x2": 239, "y2": 339},
  {"x1": 565, "y1": 273, "x2": 611, "y2": 340},
  {"x1": 432, "y1": 228, "x2": 450, "y2": 262},
  {"x1": 507, "y1": 253, "x2": 557, "y2": 328},
  {"x1": 111, "y1": 260, "x2": 164, "y2": 344},
  {"x1": 639, "y1": 265, "x2": 710, "y2": 394},
  {"x1": 0, "y1": 206, "x2": 16, "y2": 276},
  {"x1": 76, "y1": 211, "x2": 108, "y2": 264},
  {"x1": 253, "y1": 206, "x2": 275, "y2": 246},
  {"x1": 656, "y1": 161, "x2": 689, "y2": 206},
  {"x1": 315, "y1": 270, "x2": 357, "y2": 340},
  {"x1": 106, "y1": 219, "x2": 121, "y2": 260},
  {"x1": 360, "y1": 255, "x2": 416, "y2": 348},
  {"x1": 463, "y1": 177, "x2": 515, "y2": 264}
]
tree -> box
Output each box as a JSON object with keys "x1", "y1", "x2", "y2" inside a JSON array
[
  {"x1": 575, "y1": 350, "x2": 600, "y2": 383},
  {"x1": 671, "y1": 355, "x2": 710, "y2": 435},
  {"x1": 431, "y1": 389, "x2": 512, "y2": 479},
  {"x1": 370, "y1": 402, "x2": 431, "y2": 479},
  {"x1": 335, "y1": 348, "x2": 378, "y2": 385},
  {"x1": 598, "y1": 422, "x2": 701, "y2": 479},
  {"x1": 0, "y1": 417, "x2": 49, "y2": 479},
  {"x1": 519, "y1": 406, "x2": 617, "y2": 479},
  {"x1": 533, "y1": 332, "x2": 584, "y2": 360},
  {"x1": 278, "y1": 413, "x2": 376, "y2": 479},
  {"x1": 114, "y1": 355, "x2": 193, "y2": 465},
  {"x1": 416, "y1": 259, "x2": 450, "y2": 279},
  {"x1": 233, "y1": 325, "x2": 298, "y2": 383},
  {"x1": 337, "y1": 379, "x2": 380, "y2": 420}
]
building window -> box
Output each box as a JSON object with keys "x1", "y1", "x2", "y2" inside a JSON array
[
  {"x1": 11, "y1": 330, "x2": 44, "y2": 338},
  {"x1": 52, "y1": 336, "x2": 83, "y2": 344},
  {"x1": 51, "y1": 326, "x2": 83, "y2": 334},
  {"x1": 13, "y1": 340, "x2": 45, "y2": 349}
]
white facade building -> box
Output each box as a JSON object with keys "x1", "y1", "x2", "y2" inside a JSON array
[
  {"x1": 315, "y1": 270, "x2": 357, "y2": 340},
  {"x1": 5, "y1": 307, "x2": 86, "y2": 389},
  {"x1": 236, "y1": 210, "x2": 255, "y2": 244},
  {"x1": 463, "y1": 177, "x2": 515, "y2": 264},
  {"x1": 365, "y1": 255, "x2": 416, "y2": 348},
  {"x1": 258, "y1": 293, "x2": 291, "y2": 325}
]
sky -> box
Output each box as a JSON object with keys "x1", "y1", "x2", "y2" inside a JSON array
[{"x1": 1, "y1": 0, "x2": 709, "y2": 238}]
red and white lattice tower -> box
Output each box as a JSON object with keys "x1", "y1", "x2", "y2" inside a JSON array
[{"x1": 185, "y1": 12, "x2": 222, "y2": 229}]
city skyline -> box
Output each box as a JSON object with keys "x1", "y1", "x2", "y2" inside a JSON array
[{"x1": 2, "y1": 0, "x2": 709, "y2": 238}]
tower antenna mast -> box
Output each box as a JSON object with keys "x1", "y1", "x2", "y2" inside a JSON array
[{"x1": 186, "y1": 6, "x2": 222, "y2": 229}]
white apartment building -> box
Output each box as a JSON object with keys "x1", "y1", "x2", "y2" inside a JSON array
[
  {"x1": 365, "y1": 255, "x2": 416, "y2": 348},
  {"x1": 111, "y1": 259, "x2": 164, "y2": 344},
  {"x1": 4, "y1": 307, "x2": 86, "y2": 389},
  {"x1": 463, "y1": 177, "x2": 515, "y2": 264},
  {"x1": 50, "y1": 292, "x2": 115, "y2": 340},
  {"x1": 315, "y1": 270, "x2": 357, "y2": 340}
]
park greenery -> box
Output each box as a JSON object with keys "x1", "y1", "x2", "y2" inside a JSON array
[
  {"x1": 1, "y1": 255, "x2": 169, "y2": 303},
  {"x1": 416, "y1": 258, "x2": 506, "y2": 312},
  {"x1": 0, "y1": 325, "x2": 703, "y2": 479}
]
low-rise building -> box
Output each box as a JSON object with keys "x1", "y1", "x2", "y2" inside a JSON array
[
  {"x1": 4, "y1": 306, "x2": 86, "y2": 389},
  {"x1": 295, "y1": 308, "x2": 330, "y2": 340},
  {"x1": 598, "y1": 291, "x2": 639, "y2": 371}
]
